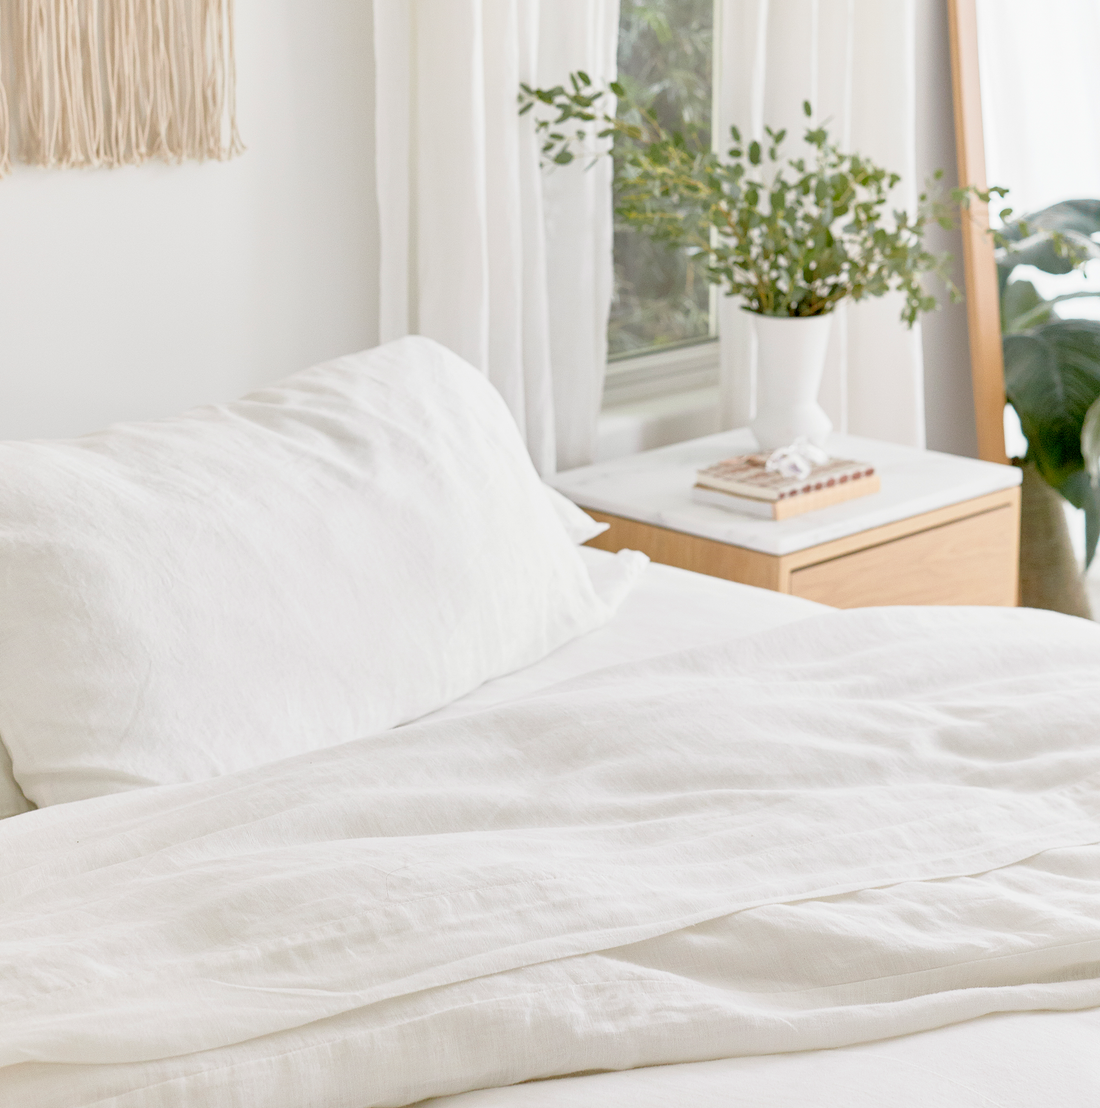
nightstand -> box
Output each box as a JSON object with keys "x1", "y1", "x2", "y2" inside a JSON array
[{"x1": 551, "y1": 430, "x2": 1022, "y2": 608}]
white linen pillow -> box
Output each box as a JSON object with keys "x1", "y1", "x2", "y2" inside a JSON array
[
  {"x1": 542, "y1": 484, "x2": 609, "y2": 544},
  {"x1": 0, "y1": 336, "x2": 623, "y2": 808}
]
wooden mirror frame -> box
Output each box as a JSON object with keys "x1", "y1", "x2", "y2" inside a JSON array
[{"x1": 947, "y1": 0, "x2": 1008, "y2": 465}]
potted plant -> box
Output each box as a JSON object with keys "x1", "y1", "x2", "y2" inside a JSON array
[
  {"x1": 520, "y1": 75, "x2": 965, "y2": 449},
  {"x1": 997, "y1": 199, "x2": 1100, "y2": 616}
]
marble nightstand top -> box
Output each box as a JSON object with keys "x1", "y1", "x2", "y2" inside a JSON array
[{"x1": 550, "y1": 430, "x2": 1022, "y2": 557}]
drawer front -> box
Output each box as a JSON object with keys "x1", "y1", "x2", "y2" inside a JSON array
[{"x1": 788, "y1": 506, "x2": 1019, "y2": 608}]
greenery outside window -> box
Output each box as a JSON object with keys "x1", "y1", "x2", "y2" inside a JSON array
[{"x1": 605, "y1": 0, "x2": 719, "y2": 402}]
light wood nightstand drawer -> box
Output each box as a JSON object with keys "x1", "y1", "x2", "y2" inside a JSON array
[
  {"x1": 787, "y1": 504, "x2": 1019, "y2": 608},
  {"x1": 584, "y1": 486, "x2": 1021, "y2": 609}
]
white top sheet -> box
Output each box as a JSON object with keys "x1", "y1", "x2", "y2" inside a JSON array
[
  {"x1": 3, "y1": 602, "x2": 1100, "y2": 1108},
  {"x1": 423, "y1": 557, "x2": 1100, "y2": 1108}
]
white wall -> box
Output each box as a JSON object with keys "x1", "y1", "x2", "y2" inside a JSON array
[
  {"x1": 0, "y1": 0, "x2": 977, "y2": 459},
  {"x1": 0, "y1": 1, "x2": 378, "y2": 441}
]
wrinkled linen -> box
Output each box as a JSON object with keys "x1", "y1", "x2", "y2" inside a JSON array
[
  {"x1": 3, "y1": 606, "x2": 1100, "y2": 1107},
  {"x1": 0, "y1": 336, "x2": 636, "y2": 810},
  {"x1": 423, "y1": 546, "x2": 824, "y2": 726}
]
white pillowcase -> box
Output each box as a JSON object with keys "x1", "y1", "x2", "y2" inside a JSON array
[
  {"x1": 0, "y1": 337, "x2": 623, "y2": 808},
  {"x1": 542, "y1": 484, "x2": 610, "y2": 544}
]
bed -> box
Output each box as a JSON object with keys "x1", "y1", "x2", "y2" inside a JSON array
[{"x1": 1, "y1": 338, "x2": 1098, "y2": 1107}]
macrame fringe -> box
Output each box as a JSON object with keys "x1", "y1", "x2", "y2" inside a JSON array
[
  {"x1": 4, "y1": 0, "x2": 241, "y2": 174},
  {"x1": 0, "y1": 18, "x2": 11, "y2": 176}
]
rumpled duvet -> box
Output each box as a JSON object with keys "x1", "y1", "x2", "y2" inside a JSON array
[{"x1": 2, "y1": 606, "x2": 1100, "y2": 1107}]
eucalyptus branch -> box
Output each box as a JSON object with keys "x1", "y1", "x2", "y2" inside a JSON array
[{"x1": 520, "y1": 76, "x2": 971, "y2": 325}]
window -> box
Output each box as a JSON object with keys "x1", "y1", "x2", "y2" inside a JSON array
[{"x1": 606, "y1": 0, "x2": 719, "y2": 401}]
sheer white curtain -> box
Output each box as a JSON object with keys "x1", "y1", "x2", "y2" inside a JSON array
[
  {"x1": 715, "y1": 0, "x2": 926, "y2": 447},
  {"x1": 373, "y1": 0, "x2": 619, "y2": 475}
]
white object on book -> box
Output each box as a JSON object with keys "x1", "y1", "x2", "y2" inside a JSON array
[{"x1": 765, "y1": 439, "x2": 830, "y2": 480}]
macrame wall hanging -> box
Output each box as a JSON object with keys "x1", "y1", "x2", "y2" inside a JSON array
[{"x1": 0, "y1": 0, "x2": 242, "y2": 177}]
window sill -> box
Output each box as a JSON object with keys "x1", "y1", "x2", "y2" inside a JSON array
[
  {"x1": 602, "y1": 338, "x2": 719, "y2": 407},
  {"x1": 596, "y1": 384, "x2": 720, "y2": 462}
]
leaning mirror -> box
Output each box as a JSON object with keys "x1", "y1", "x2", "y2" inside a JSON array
[{"x1": 950, "y1": 0, "x2": 1100, "y2": 615}]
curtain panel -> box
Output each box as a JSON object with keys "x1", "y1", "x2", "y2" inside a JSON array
[
  {"x1": 373, "y1": 0, "x2": 619, "y2": 475},
  {"x1": 716, "y1": 0, "x2": 926, "y2": 448}
]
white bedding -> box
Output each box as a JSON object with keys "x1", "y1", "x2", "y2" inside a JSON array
[
  {"x1": 419, "y1": 554, "x2": 1100, "y2": 1108},
  {"x1": 3, "y1": 599, "x2": 1100, "y2": 1107},
  {"x1": 424, "y1": 547, "x2": 827, "y2": 724},
  {"x1": 425, "y1": 1007, "x2": 1100, "y2": 1107},
  {"x1": 0, "y1": 338, "x2": 627, "y2": 810}
]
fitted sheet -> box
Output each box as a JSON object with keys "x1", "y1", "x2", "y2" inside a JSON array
[
  {"x1": 423, "y1": 1007, "x2": 1100, "y2": 1107},
  {"x1": 419, "y1": 551, "x2": 1100, "y2": 1108},
  {"x1": 422, "y1": 547, "x2": 827, "y2": 725}
]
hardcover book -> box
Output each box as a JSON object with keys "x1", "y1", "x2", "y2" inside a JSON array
[{"x1": 693, "y1": 454, "x2": 879, "y2": 520}]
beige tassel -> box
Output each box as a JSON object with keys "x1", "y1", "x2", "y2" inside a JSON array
[
  {"x1": 0, "y1": 14, "x2": 11, "y2": 176},
  {"x1": 10, "y1": 0, "x2": 241, "y2": 170}
]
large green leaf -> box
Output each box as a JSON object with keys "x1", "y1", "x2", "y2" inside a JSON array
[
  {"x1": 996, "y1": 229, "x2": 1100, "y2": 286},
  {"x1": 996, "y1": 200, "x2": 1100, "y2": 294},
  {"x1": 1055, "y1": 468, "x2": 1100, "y2": 569},
  {"x1": 999, "y1": 202, "x2": 1100, "y2": 569},
  {"x1": 1001, "y1": 278, "x2": 1051, "y2": 332},
  {"x1": 1001, "y1": 198, "x2": 1100, "y2": 242},
  {"x1": 1003, "y1": 319, "x2": 1100, "y2": 489}
]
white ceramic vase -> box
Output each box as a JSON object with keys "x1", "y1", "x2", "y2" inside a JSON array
[{"x1": 748, "y1": 311, "x2": 834, "y2": 451}]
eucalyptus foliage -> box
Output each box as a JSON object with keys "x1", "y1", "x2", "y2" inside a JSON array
[
  {"x1": 519, "y1": 75, "x2": 961, "y2": 325},
  {"x1": 998, "y1": 199, "x2": 1100, "y2": 566}
]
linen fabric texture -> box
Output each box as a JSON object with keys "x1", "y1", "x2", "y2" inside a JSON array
[
  {"x1": 2, "y1": 607, "x2": 1100, "y2": 1106},
  {"x1": 0, "y1": 335, "x2": 631, "y2": 809},
  {"x1": 542, "y1": 484, "x2": 609, "y2": 544}
]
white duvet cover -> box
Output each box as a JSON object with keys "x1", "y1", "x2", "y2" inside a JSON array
[{"x1": 3, "y1": 605, "x2": 1100, "y2": 1107}]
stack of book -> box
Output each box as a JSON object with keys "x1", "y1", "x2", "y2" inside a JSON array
[{"x1": 692, "y1": 454, "x2": 879, "y2": 520}]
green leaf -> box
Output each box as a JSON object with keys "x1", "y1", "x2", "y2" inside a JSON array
[
  {"x1": 1004, "y1": 320, "x2": 1100, "y2": 489},
  {"x1": 1055, "y1": 469, "x2": 1100, "y2": 568},
  {"x1": 1001, "y1": 198, "x2": 1100, "y2": 243},
  {"x1": 748, "y1": 140, "x2": 761, "y2": 166},
  {"x1": 997, "y1": 229, "x2": 1100, "y2": 279},
  {"x1": 803, "y1": 100, "x2": 812, "y2": 117},
  {"x1": 1001, "y1": 279, "x2": 1051, "y2": 333}
]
